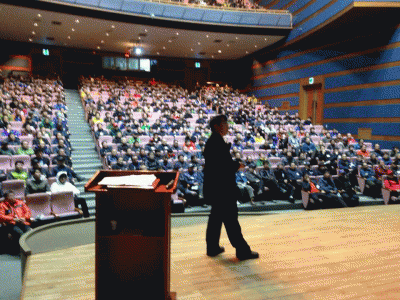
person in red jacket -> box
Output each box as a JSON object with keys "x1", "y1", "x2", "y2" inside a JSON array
[
  {"x1": 384, "y1": 170, "x2": 400, "y2": 202},
  {"x1": 0, "y1": 191, "x2": 32, "y2": 252}
]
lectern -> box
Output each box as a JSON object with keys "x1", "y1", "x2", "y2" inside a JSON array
[{"x1": 85, "y1": 170, "x2": 179, "y2": 300}]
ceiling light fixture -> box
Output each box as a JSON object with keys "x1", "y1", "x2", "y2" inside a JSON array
[
  {"x1": 101, "y1": 40, "x2": 104, "y2": 44},
  {"x1": 255, "y1": 45, "x2": 257, "y2": 48},
  {"x1": 144, "y1": 29, "x2": 148, "y2": 32},
  {"x1": 218, "y1": 50, "x2": 221, "y2": 53},
  {"x1": 71, "y1": 28, "x2": 75, "y2": 32},
  {"x1": 197, "y1": 42, "x2": 201, "y2": 45},
  {"x1": 246, "y1": 51, "x2": 249, "y2": 54},
  {"x1": 157, "y1": 52, "x2": 160, "y2": 55},
  {"x1": 29, "y1": 38, "x2": 33, "y2": 42},
  {"x1": 168, "y1": 40, "x2": 172, "y2": 43},
  {"x1": 106, "y1": 32, "x2": 109, "y2": 36},
  {"x1": 34, "y1": 23, "x2": 38, "y2": 27},
  {"x1": 37, "y1": 14, "x2": 42, "y2": 18},
  {"x1": 176, "y1": 32, "x2": 179, "y2": 35},
  {"x1": 211, "y1": 55, "x2": 214, "y2": 58},
  {"x1": 236, "y1": 37, "x2": 238, "y2": 40},
  {"x1": 68, "y1": 36, "x2": 71, "y2": 39},
  {"x1": 75, "y1": 19, "x2": 79, "y2": 23},
  {"x1": 163, "y1": 46, "x2": 166, "y2": 49},
  {"x1": 206, "y1": 35, "x2": 209, "y2": 38},
  {"x1": 97, "y1": 46, "x2": 100, "y2": 50},
  {"x1": 111, "y1": 25, "x2": 115, "y2": 29},
  {"x1": 32, "y1": 31, "x2": 35, "y2": 35}
]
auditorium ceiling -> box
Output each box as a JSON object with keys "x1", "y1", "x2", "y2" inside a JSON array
[{"x1": 0, "y1": 3, "x2": 286, "y2": 59}]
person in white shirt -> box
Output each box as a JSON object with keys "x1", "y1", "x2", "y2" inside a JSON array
[{"x1": 51, "y1": 171, "x2": 89, "y2": 217}]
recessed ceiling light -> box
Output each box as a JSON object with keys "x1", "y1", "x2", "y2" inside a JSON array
[
  {"x1": 29, "y1": 38, "x2": 33, "y2": 42},
  {"x1": 111, "y1": 25, "x2": 115, "y2": 29},
  {"x1": 168, "y1": 40, "x2": 172, "y2": 43},
  {"x1": 75, "y1": 19, "x2": 79, "y2": 23},
  {"x1": 264, "y1": 38, "x2": 267, "y2": 41},
  {"x1": 163, "y1": 46, "x2": 166, "y2": 49},
  {"x1": 157, "y1": 52, "x2": 160, "y2": 55},
  {"x1": 197, "y1": 42, "x2": 201, "y2": 45},
  {"x1": 218, "y1": 50, "x2": 221, "y2": 53},
  {"x1": 68, "y1": 36, "x2": 71, "y2": 39},
  {"x1": 190, "y1": 48, "x2": 193, "y2": 51},
  {"x1": 106, "y1": 32, "x2": 109, "y2": 36},
  {"x1": 235, "y1": 37, "x2": 238, "y2": 40},
  {"x1": 176, "y1": 32, "x2": 179, "y2": 35},
  {"x1": 32, "y1": 31, "x2": 36, "y2": 35},
  {"x1": 101, "y1": 40, "x2": 104, "y2": 44},
  {"x1": 211, "y1": 55, "x2": 214, "y2": 58},
  {"x1": 227, "y1": 44, "x2": 230, "y2": 47},
  {"x1": 138, "y1": 37, "x2": 141, "y2": 40},
  {"x1": 246, "y1": 51, "x2": 249, "y2": 54},
  {"x1": 97, "y1": 46, "x2": 100, "y2": 50},
  {"x1": 206, "y1": 35, "x2": 209, "y2": 38},
  {"x1": 144, "y1": 29, "x2": 147, "y2": 32},
  {"x1": 71, "y1": 28, "x2": 75, "y2": 32},
  {"x1": 255, "y1": 45, "x2": 257, "y2": 48},
  {"x1": 37, "y1": 14, "x2": 42, "y2": 18},
  {"x1": 34, "y1": 23, "x2": 38, "y2": 27}
]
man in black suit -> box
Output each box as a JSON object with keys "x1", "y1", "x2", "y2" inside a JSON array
[{"x1": 204, "y1": 115, "x2": 259, "y2": 261}]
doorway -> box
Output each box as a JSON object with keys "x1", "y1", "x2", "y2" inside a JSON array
[{"x1": 300, "y1": 83, "x2": 324, "y2": 125}]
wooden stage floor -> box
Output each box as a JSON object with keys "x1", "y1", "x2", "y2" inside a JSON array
[{"x1": 21, "y1": 205, "x2": 400, "y2": 300}]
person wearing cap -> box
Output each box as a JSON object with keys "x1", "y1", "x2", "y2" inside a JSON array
[
  {"x1": 204, "y1": 114, "x2": 259, "y2": 261},
  {"x1": 52, "y1": 156, "x2": 82, "y2": 183},
  {"x1": 384, "y1": 170, "x2": 400, "y2": 202},
  {"x1": 334, "y1": 170, "x2": 359, "y2": 207}
]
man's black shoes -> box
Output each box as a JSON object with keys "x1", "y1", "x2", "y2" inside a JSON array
[
  {"x1": 236, "y1": 250, "x2": 259, "y2": 261},
  {"x1": 207, "y1": 246, "x2": 225, "y2": 257}
]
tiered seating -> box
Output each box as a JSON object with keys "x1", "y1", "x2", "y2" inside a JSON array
[
  {"x1": 79, "y1": 76, "x2": 400, "y2": 210},
  {"x1": 0, "y1": 75, "x2": 82, "y2": 226}
]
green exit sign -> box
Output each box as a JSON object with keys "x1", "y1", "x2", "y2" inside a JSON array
[{"x1": 309, "y1": 77, "x2": 314, "y2": 84}]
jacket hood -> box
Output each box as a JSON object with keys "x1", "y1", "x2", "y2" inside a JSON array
[{"x1": 56, "y1": 171, "x2": 68, "y2": 184}]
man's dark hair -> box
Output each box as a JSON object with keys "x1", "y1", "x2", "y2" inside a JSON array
[
  {"x1": 15, "y1": 160, "x2": 24, "y2": 166},
  {"x1": 3, "y1": 190, "x2": 14, "y2": 199},
  {"x1": 34, "y1": 148, "x2": 43, "y2": 155},
  {"x1": 209, "y1": 115, "x2": 227, "y2": 132}
]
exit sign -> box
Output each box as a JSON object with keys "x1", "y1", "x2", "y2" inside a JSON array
[{"x1": 309, "y1": 77, "x2": 314, "y2": 84}]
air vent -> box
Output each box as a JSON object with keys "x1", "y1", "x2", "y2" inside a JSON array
[
  {"x1": 213, "y1": 39, "x2": 222, "y2": 43},
  {"x1": 46, "y1": 37, "x2": 55, "y2": 41},
  {"x1": 51, "y1": 21, "x2": 62, "y2": 25}
]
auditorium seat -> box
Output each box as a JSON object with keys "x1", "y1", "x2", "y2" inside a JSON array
[
  {"x1": 2, "y1": 180, "x2": 25, "y2": 200},
  {"x1": 50, "y1": 191, "x2": 81, "y2": 218},
  {"x1": 25, "y1": 193, "x2": 55, "y2": 223},
  {"x1": 0, "y1": 156, "x2": 11, "y2": 170}
]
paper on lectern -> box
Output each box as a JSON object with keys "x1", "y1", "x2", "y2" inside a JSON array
[{"x1": 98, "y1": 174, "x2": 157, "y2": 188}]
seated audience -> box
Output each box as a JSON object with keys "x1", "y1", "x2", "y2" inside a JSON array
[
  {"x1": 384, "y1": 170, "x2": 400, "y2": 202},
  {"x1": 17, "y1": 141, "x2": 34, "y2": 155},
  {"x1": 25, "y1": 169, "x2": 50, "y2": 195},
  {"x1": 318, "y1": 171, "x2": 347, "y2": 208},
  {"x1": 0, "y1": 191, "x2": 32, "y2": 254},
  {"x1": 8, "y1": 160, "x2": 28, "y2": 181},
  {"x1": 334, "y1": 170, "x2": 359, "y2": 207},
  {"x1": 51, "y1": 172, "x2": 89, "y2": 218}
]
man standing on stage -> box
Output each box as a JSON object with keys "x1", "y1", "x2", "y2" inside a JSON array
[{"x1": 204, "y1": 115, "x2": 259, "y2": 261}]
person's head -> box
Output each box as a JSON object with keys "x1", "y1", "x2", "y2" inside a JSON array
[
  {"x1": 339, "y1": 169, "x2": 346, "y2": 177},
  {"x1": 188, "y1": 164, "x2": 195, "y2": 174},
  {"x1": 117, "y1": 156, "x2": 124, "y2": 164},
  {"x1": 361, "y1": 144, "x2": 367, "y2": 151},
  {"x1": 4, "y1": 191, "x2": 15, "y2": 204},
  {"x1": 278, "y1": 163, "x2": 284, "y2": 170},
  {"x1": 374, "y1": 143, "x2": 380, "y2": 151},
  {"x1": 387, "y1": 169, "x2": 394, "y2": 178},
  {"x1": 290, "y1": 162, "x2": 296, "y2": 170},
  {"x1": 303, "y1": 173, "x2": 310, "y2": 182},
  {"x1": 33, "y1": 168, "x2": 42, "y2": 181},
  {"x1": 148, "y1": 152, "x2": 155, "y2": 160},
  {"x1": 370, "y1": 153, "x2": 377, "y2": 160},
  {"x1": 263, "y1": 160, "x2": 270, "y2": 169},
  {"x1": 15, "y1": 160, "x2": 24, "y2": 172},
  {"x1": 57, "y1": 172, "x2": 68, "y2": 184},
  {"x1": 132, "y1": 155, "x2": 138, "y2": 163},
  {"x1": 341, "y1": 154, "x2": 347, "y2": 161},
  {"x1": 210, "y1": 115, "x2": 228, "y2": 136},
  {"x1": 323, "y1": 171, "x2": 331, "y2": 179},
  {"x1": 57, "y1": 156, "x2": 65, "y2": 166},
  {"x1": 111, "y1": 149, "x2": 117, "y2": 156},
  {"x1": 21, "y1": 141, "x2": 29, "y2": 150},
  {"x1": 383, "y1": 152, "x2": 390, "y2": 159},
  {"x1": 178, "y1": 154, "x2": 184, "y2": 162}
]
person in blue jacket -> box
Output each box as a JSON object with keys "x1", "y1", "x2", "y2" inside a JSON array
[{"x1": 318, "y1": 171, "x2": 348, "y2": 208}]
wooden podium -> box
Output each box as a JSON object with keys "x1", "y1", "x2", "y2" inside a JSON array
[{"x1": 85, "y1": 170, "x2": 179, "y2": 300}]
